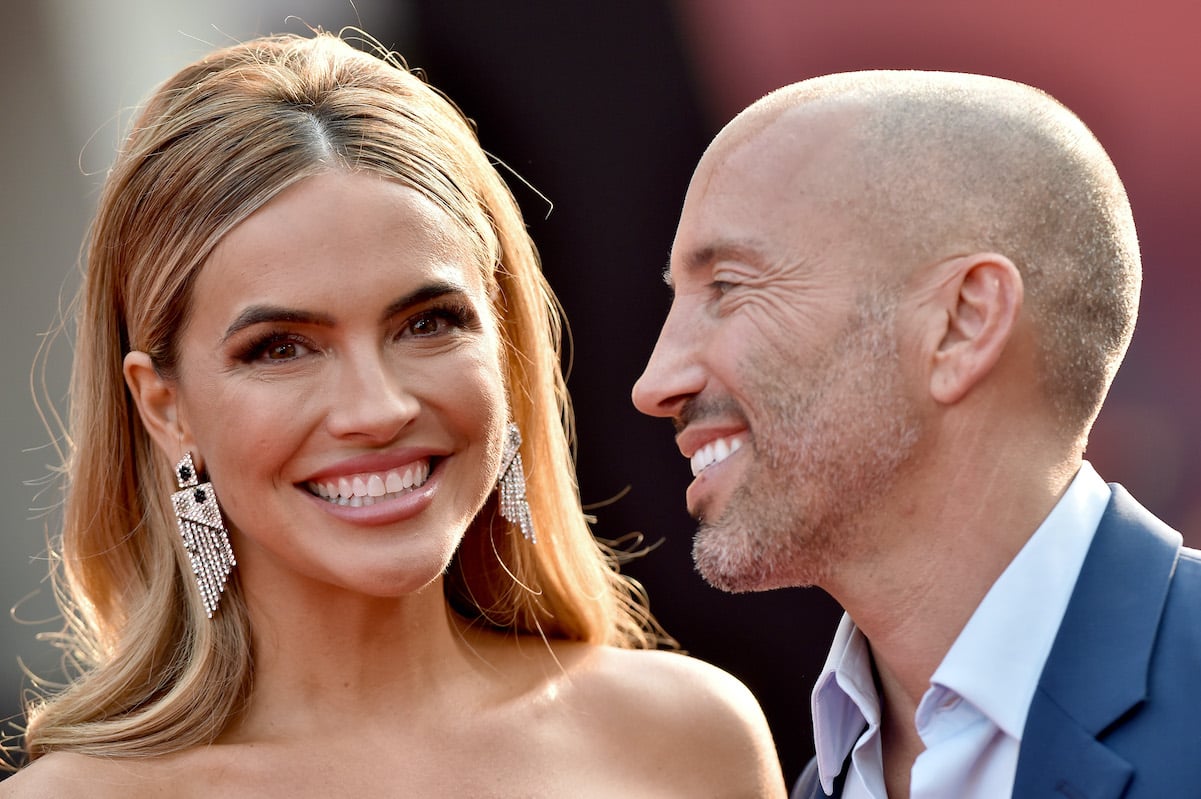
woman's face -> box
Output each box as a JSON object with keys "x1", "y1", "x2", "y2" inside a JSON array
[{"x1": 164, "y1": 170, "x2": 507, "y2": 599}]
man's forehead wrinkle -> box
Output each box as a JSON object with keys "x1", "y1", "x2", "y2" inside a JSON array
[{"x1": 751, "y1": 253, "x2": 823, "y2": 285}]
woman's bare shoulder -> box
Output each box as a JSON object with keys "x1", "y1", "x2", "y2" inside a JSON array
[
  {"x1": 0, "y1": 752, "x2": 177, "y2": 799},
  {"x1": 569, "y1": 646, "x2": 765, "y2": 718},
  {"x1": 0, "y1": 749, "x2": 205, "y2": 797},
  {"x1": 564, "y1": 646, "x2": 787, "y2": 797}
]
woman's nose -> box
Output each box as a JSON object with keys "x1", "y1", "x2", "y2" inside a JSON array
[{"x1": 323, "y1": 350, "x2": 420, "y2": 442}]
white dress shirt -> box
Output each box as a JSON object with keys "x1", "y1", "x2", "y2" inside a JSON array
[{"x1": 810, "y1": 462, "x2": 1112, "y2": 798}]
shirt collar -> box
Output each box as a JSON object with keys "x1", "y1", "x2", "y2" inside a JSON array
[{"x1": 811, "y1": 613, "x2": 877, "y2": 794}]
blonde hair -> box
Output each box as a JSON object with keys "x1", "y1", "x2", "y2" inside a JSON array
[{"x1": 21, "y1": 31, "x2": 659, "y2": 761}]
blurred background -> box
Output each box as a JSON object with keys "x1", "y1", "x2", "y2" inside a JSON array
[{"x1": 3, "y1": 0, "x2": 1198, "y2": 784}]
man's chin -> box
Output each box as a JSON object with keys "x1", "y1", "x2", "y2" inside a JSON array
[
  {"x1": 692, "y1": 520, "x2": 826, "y2": 593},
  {"x1": 693, "y1": 527, "x2": 777, "y2": 593}
]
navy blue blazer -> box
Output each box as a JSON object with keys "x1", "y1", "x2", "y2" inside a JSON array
[{"x1": 793, "y1": 485, "x2": 1201, "y2": 798}]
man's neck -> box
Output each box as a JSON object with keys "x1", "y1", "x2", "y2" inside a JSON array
[
  {"x1": 830, "y1": 450, "x2": 1078, "y2": 696},
  {"x1": 822, "y1": 451, "x2": 1081, "y2": 790}
]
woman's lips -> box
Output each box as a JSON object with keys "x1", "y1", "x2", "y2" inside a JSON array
[{"x1": 305, "y1": 459, "x2": 432, "y2": 507}]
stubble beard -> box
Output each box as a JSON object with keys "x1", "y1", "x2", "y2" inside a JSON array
[{"x1": 692, "y1": 295, "x2": 922, "y2": 593}]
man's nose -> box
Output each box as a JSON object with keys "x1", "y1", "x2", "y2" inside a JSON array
[{"x1": 631, "y1": 302, "x2": 706, "y2": 420}]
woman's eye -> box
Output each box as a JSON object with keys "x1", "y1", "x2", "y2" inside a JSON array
[
  {"x1": 403, "y1": 306, "x2": 470, "y2": 338},
  {"x1": 408, "y1": 313, "x2": 447, "y2": 336},
  {"x1": 237, "y1": 333, "x2": 313, "y2": 364}
]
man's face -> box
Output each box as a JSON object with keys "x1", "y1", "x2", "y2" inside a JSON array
[{"x1": 632, "y1": 110, "x2": 922, "y2": 592}]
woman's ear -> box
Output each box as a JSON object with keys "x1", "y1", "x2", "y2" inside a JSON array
[
  {"x1": 926, "y1": 253, "x2": 1024, "y2": 405},
  {"x1": 124, "y1": 351, "x2": 192, "y2": 460}
]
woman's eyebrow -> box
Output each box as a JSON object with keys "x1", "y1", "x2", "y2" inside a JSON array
[
  {"x1": 379, "y1": 280, "x2": 470, "y2": 323},
  {"x1": 221, "y1": 280, "x2": 473, "y2": 342},
  {"x1": 221, "y1": 307, "x2": 335, "y2": 342}
]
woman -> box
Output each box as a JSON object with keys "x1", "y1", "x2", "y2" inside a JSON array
[{"x1": 0, "y1": 32, "x2": 784, "y2": 796}]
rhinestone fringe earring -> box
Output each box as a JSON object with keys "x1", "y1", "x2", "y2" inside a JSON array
[
  {"x1": 171, "y1": 452, "x2": 236, "y2": 618},
  {"x1": 497, "y1": 423, "x2": 536, "y2": 543}
]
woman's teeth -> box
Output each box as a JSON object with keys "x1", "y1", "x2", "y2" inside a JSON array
[
  {"x1": 690, "y1": 436, "x2": 745, "y2": 477},
  {"x1": 308, "y1": 461, "x2": 430, "y2": 506}
]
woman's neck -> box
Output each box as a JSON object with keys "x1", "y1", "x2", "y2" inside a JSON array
[{"x1": 225, "y1": 570, "x2": 492, "y2": 740}]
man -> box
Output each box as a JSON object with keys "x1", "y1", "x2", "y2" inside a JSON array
[{"x1": 632, "y1": 71, "x2": 1201, "y2": 798}]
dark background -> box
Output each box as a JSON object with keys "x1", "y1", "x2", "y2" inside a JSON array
[{"x1": 4, "y1": 0, "x2": 1198, "y2": 785}]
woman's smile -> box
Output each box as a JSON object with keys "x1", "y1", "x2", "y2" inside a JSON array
[
  {"x1": 306, "y1": 458, "x2": 432, "y2": 506},
  {"x1": 168, "y1": 170, "x2": 508, "y2": 595},
  {"x1": 298, "y1": 461, "x2": 440, "y2": 528},
  {"x1": 296, "y1": 452, "x2": 442, "y2": 527}
]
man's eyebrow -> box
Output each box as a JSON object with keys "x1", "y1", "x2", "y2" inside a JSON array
[
  {"x1": 221, "y1": 281, "x2": 470, "y2": 342},
  {"x1": 671, "y1": 240, "x2": 764, "y2": 285}
]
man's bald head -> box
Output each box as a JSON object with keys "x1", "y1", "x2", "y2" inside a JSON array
[{"x1": 704, "y1": 71, "x2": 1140, "y2": 437}]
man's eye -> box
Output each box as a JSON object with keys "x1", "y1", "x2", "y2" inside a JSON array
[{"x1": 265, "y1": 341, "x2": 300, "y2": 360}]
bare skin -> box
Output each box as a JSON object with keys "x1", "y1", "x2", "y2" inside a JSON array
[{"x1": 3, "y1": 582, "x2": 784, "y2": 798}]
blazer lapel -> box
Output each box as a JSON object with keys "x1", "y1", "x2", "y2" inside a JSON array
[{"x1": 1013, "y1": 486, "x2": 1181, "y2": 798}]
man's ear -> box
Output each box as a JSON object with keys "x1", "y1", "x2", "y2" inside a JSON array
[
  {"x1": 926, "y1": 253, "x2": 1024, "y2": 405},
  {"x1": 124, "y1": 351, "x2": 193, "y2": 460}
]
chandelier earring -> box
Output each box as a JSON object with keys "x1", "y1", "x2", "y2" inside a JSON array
[
  {"x1": 497, "y1": 423, "x2": 536, "y2": 543},
  {"x1": 171, "y1": 452, "x2": 236, "y2": 618}
]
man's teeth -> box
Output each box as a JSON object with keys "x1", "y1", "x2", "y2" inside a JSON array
[
  {"x1": 690, "y1": 436, "x2": 745, "y2": 477},
  {"x1": 308, "y1": 461, "x2": 430, "y2": 506}
]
